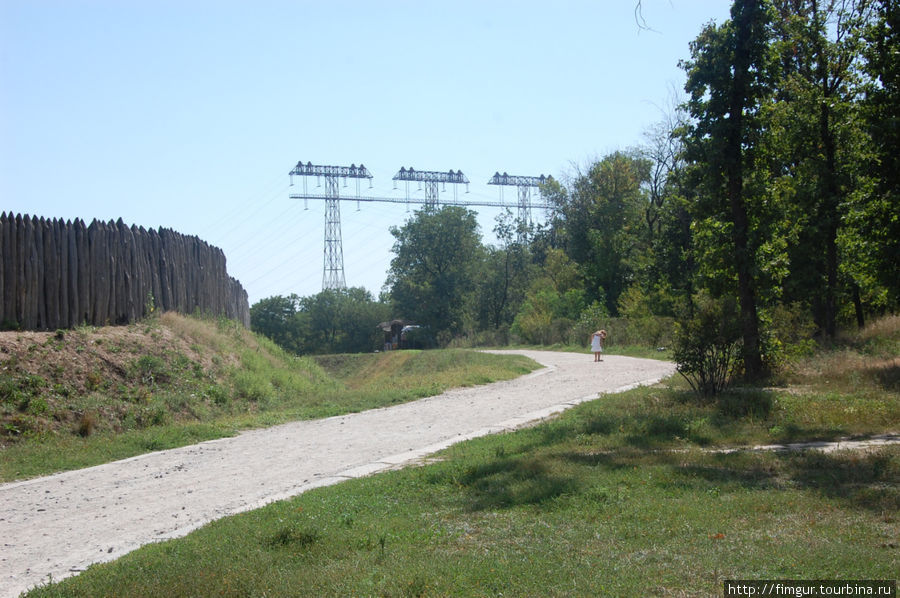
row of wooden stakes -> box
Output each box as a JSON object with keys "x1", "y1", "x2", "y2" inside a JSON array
[{"x1": 0, "y1": 213, "x2": 250, "y2": 330}]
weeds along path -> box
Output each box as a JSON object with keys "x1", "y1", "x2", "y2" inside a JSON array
[{"x1": 0, "y1": 351, "x2": 673, "y2": 597}]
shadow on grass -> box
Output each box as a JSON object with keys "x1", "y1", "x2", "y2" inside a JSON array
[
  {"x1": 493, "y1": 420, "x2": 586, "y2": 458},
  {"x1": 778, "y1": 449, "x2": 900, "y2": 513},
  {"x1": 555, "y1": 443, "x2": 898, "y2": 514},
  {"x1": 866, "y1": 361, "x2": 900, "y2": 392},
  {"x1": 675, "y1": 455, "x2": 781, "y2": 490},
  {"x1": 451, "y1": 382, "x2": 897, "y2": 514},
  {"x1": 457, "y1": 454, "x2": 579, "y2": 512},
  {"x1": 623, "y1": 414, "x2": 689, "y2": 448},
  {"x1": 714, "y1": 390, "x2": 774, "y2": 419},
  {"x1": 581, "y1": 389, "x2": 778, "y2": 449}
]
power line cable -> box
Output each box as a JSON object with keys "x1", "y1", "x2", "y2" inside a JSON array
[
  {"x1": 196, "y1": 174, "x2": 287, "y2": 240},
  {"x1": 225, "y1": 200, "x2": 308, "y2": 263}
]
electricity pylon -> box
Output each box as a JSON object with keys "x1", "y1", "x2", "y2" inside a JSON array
[
  {"x1": 289, "y1": 162, "x2": 373, "y2": 290},
  {"x1": 288, "y1": 162, "x2": 553, "y2": 289},
  {"x1": 487, "y1": 172, "x2": 553, "y2": 241}
]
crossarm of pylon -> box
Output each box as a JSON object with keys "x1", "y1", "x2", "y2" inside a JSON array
[
  {"x1": 487, "y1": 173, "x2": 552, "y2": 187},
  {"x1": 392, "y1": 167, "x2": 469, "y2": 184},
  {"x1": 289, "y1": 162, "x2": 373, "y2": 179}
]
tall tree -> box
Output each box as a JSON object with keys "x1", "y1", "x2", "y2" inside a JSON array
[
  {"x1": 250, "y1": 294, "x2": 304, "y2": 353},
  {"x1": 251, "y1": 290, "x2": 388, "y2": 355},
  {"x1": 555, "y1": 151, "x2": 649, "y2": 315},
  {"x1": 681, "y1": 0, "x2": 776, "y2": 378},
  {"x1": 477, "y1": 210, "x2": 535, "y2": 330},
  {"x1": 300, "y1": 287, "x2": 389, "y2": 354},
  {"x1": 770, "y1": 0, "x2": 876, "y2": 334},
  {"x1": 641, "y1": 92, "x2": 688, "y2": 240},
  {"x1": 863, "y1": 0, "x2": 900, "y2": 306},
  {"x1": 637, "y1": 103, "x2": 695, "y2": 316},
  {"x1": 386, "y1": 206, "x2": 484, "y2": 338}
]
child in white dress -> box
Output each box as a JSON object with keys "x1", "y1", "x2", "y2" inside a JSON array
[{"x1": 590, "y1": 330, "x2": 607, "y2": 362}]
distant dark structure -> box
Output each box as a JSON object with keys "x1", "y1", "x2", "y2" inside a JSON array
[
  {"x1": 379, "y1": 319, "x2": 411, "y2": 351},
  {"x1": 378, "y1": 319, "x2": 433, "y2": 351},
  {"x1": 0, "y1": 213, "x2": 250, "y2": 330}
]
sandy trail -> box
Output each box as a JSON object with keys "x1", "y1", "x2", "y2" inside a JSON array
[{"x1": 0, "y1": 350, "x2": 674, "y2": 597}]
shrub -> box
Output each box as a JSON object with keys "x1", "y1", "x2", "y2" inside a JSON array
[
  {"x1": 673, "y1": 292, "x2": 743, "y2": 397},
  {"x1": 510, "y1": 304, "x2": 553, "y2": 345},
  {"x1": 132, "y1": 355, "x2": 169, "y2": 385},
  {"x1": 76, "y1": 411, "x2": 96, "y2": 437},
  {"x1": 85, "y1": 370, "x2": 104, "y2": 391},
  {"x1": 459, "y1": 326, "x2": 511, "y2": 348},
  {"x1": 401, "y1": 326, "x2": 436, "y2": 350}
]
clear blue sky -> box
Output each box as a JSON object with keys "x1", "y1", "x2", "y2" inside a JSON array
[{"x1": 1, "y1": 0, "x2": 731, "y2": 305}]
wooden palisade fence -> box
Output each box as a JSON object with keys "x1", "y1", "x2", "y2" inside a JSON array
[{"x1": 0, "y1": 213, "x2": 250, "y2": 330}]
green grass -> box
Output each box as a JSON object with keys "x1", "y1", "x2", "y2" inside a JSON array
[
  {"x1": 314, "y1": 349, "x2": 537, "y2": 399},
  {"x1": 24, "y1": 382, "x2": 898, "y2": 597},
  {"x1": 1, "y1": 422, "x2": 240, "y2": 481}
]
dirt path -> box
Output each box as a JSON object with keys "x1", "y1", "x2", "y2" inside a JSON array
[{"x1": 0, "y1": 351, "x2": 674, "y2": 597}]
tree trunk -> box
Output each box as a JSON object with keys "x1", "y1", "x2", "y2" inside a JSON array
[
  {"x1": 808, "y1": 0, "x2": 841, "y2": 338},
  {"x1": 726, "y1": 0, "x2": 765, "y2": 379}
]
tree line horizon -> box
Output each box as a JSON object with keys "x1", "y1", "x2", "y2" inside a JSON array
[{"x1": 252, "y1": 0, "x2": 897, "y2": 386}]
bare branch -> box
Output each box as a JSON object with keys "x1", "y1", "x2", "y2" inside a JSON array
[{"x1": 635, "y1": 0, "x2": 650, "y2": 30}]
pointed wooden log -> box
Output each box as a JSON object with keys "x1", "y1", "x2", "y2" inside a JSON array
[{"x1": 0, "y1": 213, "x2": 7, "y2": 326}]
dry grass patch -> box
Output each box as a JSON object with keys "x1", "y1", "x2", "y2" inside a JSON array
[{"x1": 852, "y1": 314, "x2": 900, "y2": 345}]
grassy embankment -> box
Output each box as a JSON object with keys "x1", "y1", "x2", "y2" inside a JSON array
[
  {"x1": 22, "y1": 316, "x2": 899, "y2": 597},
  {"x1": 0, "y1": 312, "x2": 538, "y2": 481}
]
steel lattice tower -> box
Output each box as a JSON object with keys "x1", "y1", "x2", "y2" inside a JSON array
[
  {"x1": 488, "y1": 172, "x2": 553, "y2": 241},
  {"x1": 288, "y1": 162, "x2": 554, "y2": 289},
  {"x1": 322, "y1": 174, "x2": 344, "y2": 289},
  {"x1": 289, "y1": 162, "x2": 373, "y2": 290}
]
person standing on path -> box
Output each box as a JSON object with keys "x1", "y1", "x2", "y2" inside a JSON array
[{"x1": 590, "y1": 330, "x2": 607, "y2": 362}]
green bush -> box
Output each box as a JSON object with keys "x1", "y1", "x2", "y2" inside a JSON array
[
  {"x1": 132, "y1": 355, "x2": 169, "y2": 385},
  {"x1": 510, "y1": 302, "x2": 552, "y2": 345},
  {"x1": 673, "y1": 292, "x2": 743, "y2": 397}
]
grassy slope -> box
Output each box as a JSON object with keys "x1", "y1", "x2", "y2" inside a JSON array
[
  {"x1": 21, "y1": 316, "x2": 899, "y2": 597},
  {"x1": 0, "y1": 313, "x2": 538, "y2": 481}
]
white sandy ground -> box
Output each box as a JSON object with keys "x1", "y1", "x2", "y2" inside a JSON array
[{"x1": 0, "y1": 351, "x2": 674, "y2": 597}]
